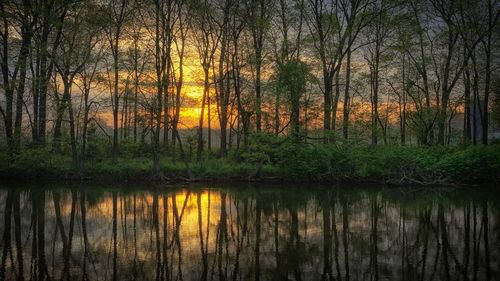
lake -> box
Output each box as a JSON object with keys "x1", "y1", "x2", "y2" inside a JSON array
[{"x1": 0, "y1": 182, "x2": 498, "y2": 281}]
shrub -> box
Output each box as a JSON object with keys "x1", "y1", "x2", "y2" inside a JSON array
[{"x1": 1, "y1": 138, "x2": 499, "y2": 184}]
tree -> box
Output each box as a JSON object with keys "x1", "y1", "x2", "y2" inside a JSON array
[
  {"x1": 277, "y1": 59, "x2": 313, "y2": 139},
  {"x1": 151, "y1": 0, "x2": 174, "y2": 171},
  {"x1": 191, "y1": 0, "x2": 221, "y2": 161},
  {"x1": 31, "y1": 0, "x2": 68, "y2": 146},
  {"x1": 478, "y1": 0, "x2": 500, "y2": 144},
  {"x1": 214, "y1": 0, "x2": 234, "y2": 157},
  {"x1": 246, "y1": 0, "x2": 271, "y2": 133},
  {"x1": 0, "y1": 0, "x2": 34, "y2": 152},
  {"x1": 362, "y1": 0, "x2": 398, "y2": 144},
  {"x1": 270, "y1": 0, "x2": 306, "y2": 135},
  {"x1": 76, "y1": 46, "x2": 105, "y2": 176},
  {"x1": 430, "y1": 0, "x2": 474, "y2": 145},
  {"x1": 171, "y1": 0, "x2": 190, "y2": 155},
  {"x1": 304, "y1": 0, "x2": 363, "y2": 142},
  {"x1": 341, "y1": 0, "x2": 374, "y2": 140},
  {"x1": 105, "y1": 0, "x2": 129, "y2": 163},
  {"x1": 52, "y1": 1, "x2": 102, "y2": 170}
]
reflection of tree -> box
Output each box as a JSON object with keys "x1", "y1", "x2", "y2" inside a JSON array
[
  {"x1": 81, "y1": 191, "x2": 90, "y2": 281},
  {"x1": 463, "y1": 203, "x2": 471, "y2": 281},
  {"x1": 482, "y1": 201, "x2": 491, "y2": 281},
  {"x1": 0, "y1": 186, "x2": 497, "y2": 281},
  {"x1": 369, "y1": 198, "x2": 379, "y2": 281},
  {"x1": 439, "y1": 202, "x2": 474, "y2": 281},
  {"x1": 112, "y1": 191, "x2": 118, "y2": 281},
  {"x1": 162, "y1": 195, "x2": 169, "y2": 281},
  {"x1": 331, "y1": 196, "x2": 341, "y2": 281},
  {"x1": 272, "y1": 199, "x2": 284, "y2": 280},
  {"x1": 53, "y1": 190, "x2": 77, "y2": 280},
  {"x1": 0, "y1": 191, "x2": 13, "y2": 281},
  {"x1": 342, "y1": 198, "x2": 350, "y2": 281},
  {"x1": 321, "y1": 193, "x2": 332, "y2": 281},
  {"x1": 172, "y1": 192, "x2": 190, "y2": 281},
  {"x1": 473, "y1": 202, "x2": 479, "y2": 281},
  {"x1": 197, "y1": 191, "x2": 209, "y2": 281},
  {"x1": 13, "y1": 191, "x2": 23, "y2": 281},
  {"x1": 419, "y1": 207, "x2": 432, "y2": 281},
  {"x1": 401, "y1": 200, "x2": 496, "y2": 281},
  {"x1": 132, "y1": 194, "x2": 138, "y2": 281},
  {"x1": 122, "y1": 195, "x2": 129, "y2": 254},
  {"x1": 254, "y1": 192, "x2": 261, "y2": 281},
  {"x1": 289, "y1": 204, "x2": 302, "y2": 281},
  {"x1": 438, "y1": 204, "x2": 451, "y2": 281},
  {"x1": 231, "y1": 197, "x2": 248, "y2": 281},
  {"x1": 153, "y1": 192, "x2": 161, "y2": 281},
  {"x1": 216, "y1": 192, "x2": 228, "y2": 281},
  {"x1": 399, "y1": 207, "x2": 410, "y2": 281},
  {"x1": 34, "y1": 190, "x2": 49, "y2": 281}
]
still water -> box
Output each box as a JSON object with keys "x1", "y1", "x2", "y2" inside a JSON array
[{"x1": 0, "y1": 183, "x2": 498, "y2": 281}]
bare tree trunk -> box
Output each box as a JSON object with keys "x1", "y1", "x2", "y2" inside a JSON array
[
  {"x1": 172, "y1": 16, "x2": 186, "y2": 154},
  {"x1": 112, "y1": 45, "x2": 120, "y2": 162},
  {"x1": 67, "y1": 93, "x2": 78, "y2": 170},
  {"x1": 331, "y1": 65, "x2": 341, "y2": 137},
  {"x1": 197, "y1": 68, "x2": 209, "y2": 161},
  {"x1": 208, "y1": 94, "x2": 211, "y2": 151},
  {"x1": 400, "y1": 53, "x2": 407, "y2": 145},
  {"x1": 343, "y1": 45, "x2": 352, "y2": 140},
  {"x1": 132, "y1": 30, "x2": 140, "y2": 143},
  {"x1": 217, "y1": 4, "x2": 231, "y2": 157},
  {"x1": 109, "y1": 0, "x2": 128, "y2": 163},
  {"x1": 481, "y1": 2, "x2": 494, "y2": 145},
  {"x1": 1, "y1": 1, "x2": 14, "y2": 150},
  {"x1": 80, "y1": 87, "x2": 90, "y2": 176},
  {"x1": 13, "y1": 13, "x2": 32, "y2": 150},
  {"x1": 38, "y1": 2, "x2": 66, "y2": 146},
  {"x1": 52, "y1": 90, "x2": 70, "y2": 151},
  {"x1": 248, "y1": 0, "x2": 268, "y2": 133}
]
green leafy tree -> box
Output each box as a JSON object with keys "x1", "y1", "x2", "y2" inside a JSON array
[{"x1": 277, "y1": 59, "x2": 314, "y2": 140}]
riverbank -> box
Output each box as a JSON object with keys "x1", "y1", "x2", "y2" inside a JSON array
[{"x1": 1, "y1": 142, "x2": 499, "y2": 186}]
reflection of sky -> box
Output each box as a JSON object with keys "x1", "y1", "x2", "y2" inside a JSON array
[{"x1": 0, "y1": 188, "x2": 498, "y2": 281}]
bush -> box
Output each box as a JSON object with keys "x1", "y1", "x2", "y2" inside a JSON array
[
  {"x1": 433, "y1": 145, "x2": 500, "y2": 181},
  {"x1": 1, "y1": 137, "x2": 499, "y2": 184},
  {"x1": 5, "y1": 148, "x2": 70, "y2": 177},
  {"x1": 238, "y1": 135, "x2": 500, "y2": 183}
]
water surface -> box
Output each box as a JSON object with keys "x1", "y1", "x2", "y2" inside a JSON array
[{"x1": 0, "y1": 183, "x2": 499, "y2": 281}]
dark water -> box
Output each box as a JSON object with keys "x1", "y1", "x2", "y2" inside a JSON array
[{"x1": 0, "y1": 183, "x2": 499, "y2": 281}]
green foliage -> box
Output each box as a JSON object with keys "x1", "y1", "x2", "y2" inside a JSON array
[
  {"x1": 87, "y1": 158, "x2": 152, "y2": 179},
  {"x1": 242, "y1": 133, "x2": 284, "y2": 164},
  {"x1": 191, "y1": 158, "x2": 252, "y2": 179},
  {"x1": 1, "y1": 138, "x2": 499, "y2": 184},
  {"x1": 0, "y1": 149, "x2": 9, "y2": 170},
  {"x1": 432, "y1": 145, "x2": 500, "y2": 181},
  {"x1": 277, "y1": 60, "x2": 312, "y2": 99},
  {"x1": 120, "y1": 139, "x2": 154, "y2": 158},
  {"x1": 237, "y1": 135, "x2": 500, "y2": 183},
  {"x1": 85, "y1": 136, "x2": 109, "y2": 161},
  {"x1": 3, "y1": 148, "x2": 70, "y2": 178}
]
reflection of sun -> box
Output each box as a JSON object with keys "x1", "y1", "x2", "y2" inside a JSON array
[
  {"x1": 88, "y1": 191, "x2": 221, "y2": 224},
  {"x1": 75, "y1": 190, "x2": 224, "y2": 263}
]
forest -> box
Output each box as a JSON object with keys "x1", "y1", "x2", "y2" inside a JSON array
[{"x1": 0, "y1": 0, "x2": 500, "y2": 184}]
